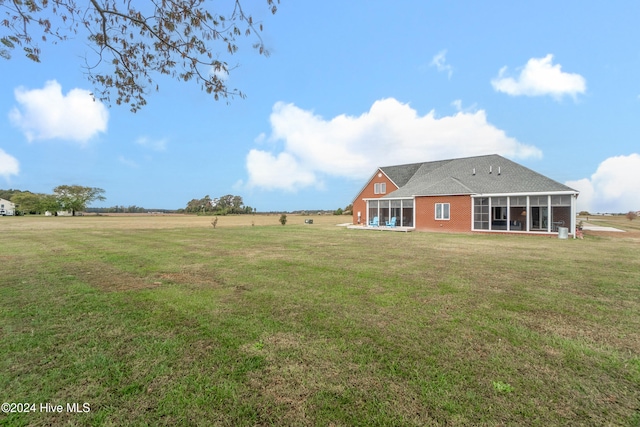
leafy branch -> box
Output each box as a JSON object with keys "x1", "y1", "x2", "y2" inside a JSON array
[{"x1": 0, "y1": 0, "x2": 279, "y2": 111}]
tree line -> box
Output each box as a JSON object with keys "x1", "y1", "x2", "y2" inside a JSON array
[
  {"x1": 86, "y1": 206, "x2": 162, "y2": 214},
  {"x1": 183, "y1": 194, "x2": 254, "y2": 215},
  {"x1": 2, "y1": 186, "x2": 105, "y2": 216}
]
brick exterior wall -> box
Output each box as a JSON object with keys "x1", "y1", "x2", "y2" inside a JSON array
[
  {"x1": 551, "y1": 207, "x2": 572, "y2": 229},
  {"x1": 353, "y1": 171, "x2": 573, "y2": 234},
  {"x1": 415, "y1": 195, "x2": 472, "y2": 232},
  {"x1": 352, "y1": 170, "x2": 398, "y2": 225}
]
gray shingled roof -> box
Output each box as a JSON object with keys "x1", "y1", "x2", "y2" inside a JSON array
[{"x1": 380, "y1": 154, "x2": 578, "y2": 198}]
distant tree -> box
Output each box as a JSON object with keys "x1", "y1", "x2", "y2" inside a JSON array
[
  {"x1": 10, "y1": 192, "x2": 60, "y2": 214},
  {"x1": 333, "y1": 207, "x2": 343, "y2": 215},
  {"x1": 39, "y1": 194, "x2": 62, "y2": 213},
  {"x1": 344, "y1": 203, "x2": 353, "y2": 215},
  {"x1": 232, "y1": 195, "x2": 243, "y2": 212},
  {"x1": 185, "y1": 198, "x2": 202, "y2": 213},
  {"x1": 53, "y1": 185, "x2": 106, "y2": 216},
  {"x1": 10, "y1": 192, "x2": 40, "y2": 214},
  {"x1": 124, "y1": 205, "x2": 145, "y2": 213},
  {"x1": 0, "y1": 1, "x2": 279, "y2": 112},
  {"x1": 185, "y1": 193, "x2": 253, "y2": 215},
  {"x1": 626, "y1": 211, "x2": 637, "y2": 221},
  {"x1": 279, "y1": 214, "x2": 287, "y2": 225},
  {"x1": 0, "y1": 188, "x2": 20, "y2": 200},
  {"x1": 578, "y1": 211, "x2": 590, "y2": 216}
]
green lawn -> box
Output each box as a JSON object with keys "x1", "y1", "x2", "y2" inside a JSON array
[{"x1": 1, "y1": 217, "x2": 639, "y2": 426}]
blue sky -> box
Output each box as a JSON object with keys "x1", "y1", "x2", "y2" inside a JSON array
[{"x1": 2, "y1": 1, "x2": 640, "y2": 213}]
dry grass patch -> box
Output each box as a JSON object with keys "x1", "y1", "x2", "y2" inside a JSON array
[
  {"x1": 0, "y1": 213, "x2": 345, "y2": 232},
  {"x1": 65, "y1": 261, "x2": 161, "y2": 292},
  {"x1": 241, "y1": 332, "x2": 436, "y2": 426}
]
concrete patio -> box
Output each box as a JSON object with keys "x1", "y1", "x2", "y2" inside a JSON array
[{"x1": 346, "y1": 224, "x2": 415, "y2": 232}]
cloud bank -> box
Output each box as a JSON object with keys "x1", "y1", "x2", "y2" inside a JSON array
[
  {"x1": 9, "y1": 80, "x2": 109, "y2": 144},
  {"x1": 492, "y1": 54, "x2": 586, "y2": 100},
  {"x1": 0, "y1": 148, "x2": 20, "y2": 180},
  {"x1": 566, "y1": 154, "x2": 640, "y2": 213},
  {"x1": 246, "y1": 98, "x2": 542, "y2": 191}
]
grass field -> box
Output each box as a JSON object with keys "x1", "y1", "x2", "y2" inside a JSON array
[{"x1": 1, "y1": 214, "x2": 639, "y2": 426}]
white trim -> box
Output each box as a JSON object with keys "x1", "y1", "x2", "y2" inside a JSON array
[
  {"x1": 507, "y1": 196, "x2": 511, "y2": 231},
  {"x1": 351, "y1": 168, "x2": 399, "y2": 204},
  {"x1": 435, "y1": 202, "x2": 450, "y2": 220},
  {"x1": 363, "y1": 196, "x2": 414, "y2": 201},
  {"x1": 472, "y1": 191, "x2": 578, "y2": 198},
  {"x1": 571, "y1": 194, "x2": 578, "y2": 239},
  {"x1": 373, "y1": 182, "x2": 387, "y2": 195}
]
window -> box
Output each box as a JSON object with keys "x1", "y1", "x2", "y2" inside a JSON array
[
  {"x1": 368, "y1": 200, "x2": 378, "y2": 224},
  {"x1": 391, "y1": 200, "x2": 401, "y2": 224},
  {"x1": 551, "y1": 195, "x2": 571, "y2": 206},
  {"x1": 435, "y1": 203, "x2": 450, "y2": 220},
  {"x1": 493, "y1": 207, "x2": 507, "y2": 220},
  {"x1": 402, "y1": 199, "x2": 414, "y2": 227},
  {"x1": 510, "y1": 196, "x2": 527, "y2": 206},
  {"x1": 379, "y1": 200, "x2": 390, "y2": 224},
  {"x1": 474, "y1": 198, "x2": 489, "y2": 229},
  {"x1": 373, "y1": 183, "x2": 386, "y2": 194}
]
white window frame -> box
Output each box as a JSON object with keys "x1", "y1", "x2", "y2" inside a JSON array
[
  {"x1": 493, "y1": 206, "x2": 507, "y2": 221},
  {"x1": 373, "y1": 183, "x2": 386, "y2": 195},
  {"x1": 435, "y1": 203, "x2": 450, "y2": 220}
]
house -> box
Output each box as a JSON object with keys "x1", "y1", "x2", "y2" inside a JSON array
[
  {"x1": 44, "y1": 210, "x2": 73, "y2": 216},
  {"x1": 0, "y1": 198, "x2": 16, "y2": 216},
  {"x1": 352, "y1": 154, "x2": 579, "y2": 236}
]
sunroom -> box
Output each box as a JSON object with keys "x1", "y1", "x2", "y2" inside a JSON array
[
  {"x1": 366, "y1": 198, "x2": 414, "y2": 227},
  {"x1": 472, "y1": 193, "x2": 577, "y2": 234}
]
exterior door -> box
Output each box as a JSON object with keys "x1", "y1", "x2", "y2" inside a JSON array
[{"x1": 531, "y1": 207, "x2": 549, "y2": 230}]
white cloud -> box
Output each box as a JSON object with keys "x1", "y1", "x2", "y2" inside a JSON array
[
  {"x1": 492, "y1": 54, "x2": 586, "y2": 100},
  {"x1": 246, "y1": 150, "x2": 318, "y2": 192},
  {"x1": 0, "y1": 148, "x2": 20, "y2": 180},
  {"x1": 118, "y1": 156, "x2": 139, "y2": 168},
  {"x1": 210, "y1": 66, "x2": 229, "y2": 82},
  {"x1": 566, "y1": 154, "x2": 640, "y2": 213},
  {"x1": 135, "y1": 136, "x2": 167, "y2": 151},
  {"x1": 9, "y1": 80, "x2": 108, "y2": 144},
  {"x1": 430, "y1": 50, "x2": 453, "y2": 78},
  {"x1": 245, "y1": 98, "x2": 542, "y2": 191}
]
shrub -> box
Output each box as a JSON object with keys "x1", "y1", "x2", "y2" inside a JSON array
[
  {"x1": 279, "y1": 214, "x2": 287, "y2": 226},
  {"x1": 626, "y1": 211, "x2": 637, "y2": 221}
]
